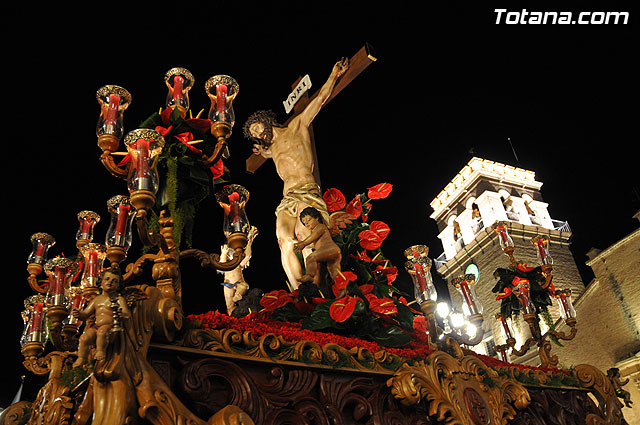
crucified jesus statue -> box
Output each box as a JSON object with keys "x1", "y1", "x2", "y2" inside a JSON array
[{"x1": 243, "y1": 58, "x2": 349, "y2": 289}]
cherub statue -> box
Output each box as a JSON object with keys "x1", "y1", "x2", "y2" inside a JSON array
[
  {"x1": 293, "y1": 207, "x2": 342, "y2": 285},
  {"x1": 607, "y1": 367, "x2": 633, "y2": 408},
  {"x1": 72, "y1": 267, "x2": 131, "y2": 367},
  {"x1": 220, "y1": 226, "x2": 258, "y2": 315}
]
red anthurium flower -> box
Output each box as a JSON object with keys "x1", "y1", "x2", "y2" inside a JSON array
[
  {"x1": 369, "y1": 220, "x2": 390, "y2": 240},
  {"x1": 375, "y1": 264, "x2": 398, "y2": 284},
  {"x1": 517, "y1": 263, "x2": 534, "y2": 272},
  {"x1": 350, "y1": 251, "x2": 372, "y2": 262},
  {"x1": 161, "y1": 107, "x2": 174, "y2": 124},
  {"x1": 346, "y1": 195, "x2": 362, "y2": 218},
  {"x1": 333, "y1": 271, "x2": 358, "y2": 297},
  {"x1": 117, "y1": 154, "x2": 131, "y2": 167},
  {"x1": 155, "y1": 124, "x2": 172, "y2": 136},
  {"x1": 175, "y1": 132, "x2": 203, "y2": 155},
  {"x1": 260, "y1": 289, "x2": 293, "y2": 311},
  {"x1": 359, "y1": 284, "x2": 374, "y2": 295},
  {"x1": 496, "y1": 287, "x2": 513, "y2": 300},
  {"x1": 511, "y1": 276, "x2": 530, "y2": 286},
  {"x1": 312, "y1": 297, "x2": 328, "y2": 305},
  {"x1": 398, "y1": 296, "x2": 422, "y2": 314},
  {"x1": 210, "y1": 159, "x2": 224, "y2": 179},
  {"x1": 367, "y1": 183, "x2": 393, "y2": 199},
  {"x1": 329, "y1": 296, "x2": 358, "y2": 323},
  {"x1": 323, "y1": 188, "x2": 346, "y2": 213},
  {"x1": 366, "y1": 294, "x2": 398, "y2": 315},
  {"x1": 185, "y1": 117, "x2": 213, "y2": 132},
  {"x1": 358, "y1": 230, "x2": 383, "y2": 251}
]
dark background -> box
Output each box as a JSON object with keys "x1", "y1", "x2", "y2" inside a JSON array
[{"x1": 2, "y1": 2, "x2": 637, "y2": 407}]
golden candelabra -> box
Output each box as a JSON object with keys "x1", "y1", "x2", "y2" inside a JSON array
[
  {"x1": 21, "y1": 67, "x2": 248, "y2": 376},
  {"x1": 491, "y1": 221, "x2": 578, "y2": 368}
]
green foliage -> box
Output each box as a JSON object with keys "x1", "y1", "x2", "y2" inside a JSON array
[{"x1": 138, "y1": 107, "x2": 230, "y2": 250}]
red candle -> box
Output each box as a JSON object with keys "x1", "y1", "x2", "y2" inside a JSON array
[
  {"x1": 216, "y1": 84, "x2": 228, "y2": 114},
  {"x1": 558, "y1": 292, "x2": 570, "y2": 315},
  {"x1": 517, "y1": 287, "x2": 530, "y2": 309},
  {"x1": 136, "y1": 139, "x2": 151, "y2": 180},
  {"x1": 173, "y1": 76, "x2": 184, "y2": 103},
  {"x1": 535, "y1": 240, "x2": 547, "y2": 262},
  {"x1": 34, "y1": 240, "x2": 46, "y2": 258},
  {"x1": 52, "y1": 268, "x2": 66, "y2": 296},
  {"x1": 104, "y1": 93, "x2": 121, "y2": 126},
  {"x1": 229, "y1": 192, "x2": 240, "y2": 222},
  {"x1": 31, "y1": 303, "x2": 44, "y2": 335},
  {"x1": 79, "y1": 218, "x2": 93, "y2": 240},
  {"x1": 498, "y1": 226, "x2": 508, "y2": 243},
  {"x1": 114, "y1": 204, "x2": 131, "y2": 237},
  {"x1": 86, "y1": 250, "x2": 99, "y2": 278},
  {"x1": 459, "y1": 280, "x2": 476, "y2": 310},
  {"x1": 497, "y1": 315, "x2": 513, "y2": 339},
  {"x1": 413, "y1": 263, "x2": 428, "y2": 292}
]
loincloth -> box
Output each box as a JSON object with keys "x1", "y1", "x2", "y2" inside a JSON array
[{"x1": 276, "y1": 183, "x2": 330, "y2": 223}]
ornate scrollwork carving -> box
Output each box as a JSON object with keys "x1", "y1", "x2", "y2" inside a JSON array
[
  {"x1": 387, "y1": 351, "x2": 530, "y2": 425},
  {"x1": 180, "y1": 328, "x2": 406, "y2": 373}
]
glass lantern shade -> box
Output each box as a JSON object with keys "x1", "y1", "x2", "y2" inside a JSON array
[
  {"x1": 79, "y1": 243, "x2": 107, "y2": 288},
  {"x1": 164, "y1": 67, "x2": 194, "y2": 115},
  {"x1": 76, "y1": 211, "x2": 100, "y2": 243},
  {"x1": 205, "y1": 75, "x2": 239, "y2": 126},
  {"x1": 27, "y1": 233, "x2": 55, "y2": 265},
  {"x1": 123, "y1": 129, "x2": 165, "y2": 194},
  {"x1": 452, "y1": 274, "x2": 483, "y2": 316},
  {"x1": 514, "y1": 282, "x2": 536, "y2": 315},
  {"x1": 555, "y1": 289, "x2": 576, "y2": 320},
  {"x1": 532, "y1": 235, "x2": 553, "y2": 266},
  {"x1": 215, "y1": 184, "x2": 250, "y2": 237},
  {"x1": 403, "y1": 245, "x2": 437, "y2": 304},
  {"x1": 44, "y1": 257, "x2": 78, "y2": 308},
  {"x1": 495, "y1": 313, "x2": 514, "y2": 340},
  {"x1": 22, "y1": 295, "x2": 47, "y2": 346},
  {"x1": 95, "y1": 85, "x2": 131, "y2": 140},
  {"x1": 492, "y1": 222, "x2": 514, "y2": 251},
  {"x1": 105, "y1": 195, "x2": 136, "y2": 251}
]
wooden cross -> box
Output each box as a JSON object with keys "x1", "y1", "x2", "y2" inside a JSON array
[{"x1": 245, "y1": 44, "x2": 377, "y2": 181}]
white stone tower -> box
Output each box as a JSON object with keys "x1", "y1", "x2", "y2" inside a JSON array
[{"x1": 429, "y1": 157, "x2": 585, "y2": 364}]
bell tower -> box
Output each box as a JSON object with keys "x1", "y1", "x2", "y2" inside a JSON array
[{"x1": 429, "y1": 157, "x2": 585, "y2": 363}]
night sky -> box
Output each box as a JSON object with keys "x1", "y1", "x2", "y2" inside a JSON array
[{"x1": 2, "y1": 3, "x2": 637, "y2": 407}]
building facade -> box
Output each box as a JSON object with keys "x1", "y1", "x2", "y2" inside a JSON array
[{"x1": 429, "y1": 157, "x2": 585, "y2": 361}]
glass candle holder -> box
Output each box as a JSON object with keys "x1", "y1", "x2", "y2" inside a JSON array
[
  {"x1": 95, "y1": 85, "x2": 132, "y2": 143},
  {"x1": 66, "y1": 287, "x2": 85, "y2": 325},
  {"x1": 123, "y1": 129, "x2": 165, "y2": 194},
  {"x1": 205, "y1": 75, "x2": 239, "y2": 126},
  {"x1": 164, "y1": 67, "x2": 194, "y2": 116},
  {"x1": 492, "y1": 221, "x2": 514, "y2": 251},
  {"x1": 452, "y1": 273, "x2": 483, "y2": 316},
  {"x1": 44, "y1": 257, "x2": 78, "y2": 308},
  {"x1": 404, "y1": 257, "x2": 437, "y2": 304},
  {"x1": 531, "y1": 235, "x2": 553, "y2": 266},
  {"x1": 22, "y1": 295, "x2": 47, "y2": 345},
  {"x1": 27, "y1": 233, "x2": 55, "y2": 265},
  {"x1": 79, "y1": 243, "x2": 107, "y2": 289},
  {"x1": 76, "y1": 211, "x2": 100, "y2": 243},
  {"x1": 514, "y1": 281, "x2": 536, "y2": 315},
  {"x1": 215, "y1": 184, "x2": 250, "y2": 237},
  {"x1": 555, "y1": 289, "x2": 576, "y2": 320},
  {"x1": 105, "y1": 195, "x2": 136, "y2": 251},
  {"x1": 495, "y1": 313, "x2": 513, "y2": 340}
]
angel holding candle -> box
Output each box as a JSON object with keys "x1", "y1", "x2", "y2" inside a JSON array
[
  {"x1": 220, "y1": 226, "x2": 258, "y2": 315},
  {"x1": 72, "y1": 267, "x2": 130, "y2": 367}
]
